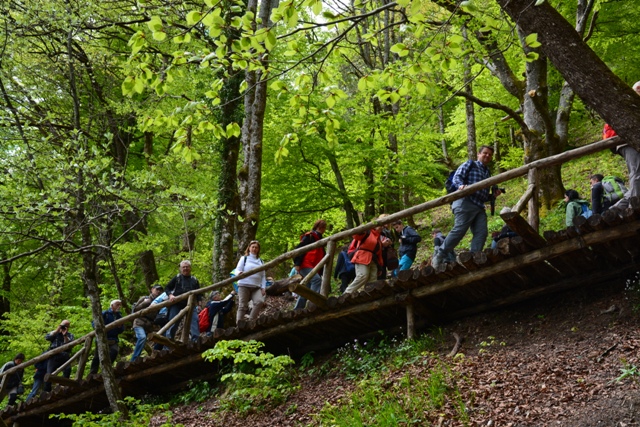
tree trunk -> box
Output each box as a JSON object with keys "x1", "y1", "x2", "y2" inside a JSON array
[
  {"x1": 463, "y1": 25, "x2": 477, "y2": 160},
  {"x1": 326, "y1": 150, "x2": 359, "y2": 229},
  {"x1": 237, "y1": 0, "x2": 275, "y2": 251},
  {"x1": 495, "y1": 0, "x2": 640, "y2": 150}
]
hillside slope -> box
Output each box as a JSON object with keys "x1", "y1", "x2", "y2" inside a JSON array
[{"x1": 150, "y1": 274, "x2": 640, "y2": 426}]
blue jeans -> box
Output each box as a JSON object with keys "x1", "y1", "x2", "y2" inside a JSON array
[
  {"x1": 166, "y1": 304, "x2": 200, "y2": 341},
  {"x1": 441, "y1": 198, "x2": 488, "y2": 254},
  {"x1": 27, "y1": 375, "x2": 44, "y2": 401},
  {"x1": 130, "y1": 326, "x2": 147, "y2": 361},
  {"x1": 393, "y1": 254, "x2": 414, "y2": 276},
  {"x1": 294, "y1": 268, "x2": 322, "y2": 310}
]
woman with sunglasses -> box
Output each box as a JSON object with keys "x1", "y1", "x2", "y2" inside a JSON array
[{"x1": 235, "y1": 240, "x2": 266, "y2": 323}]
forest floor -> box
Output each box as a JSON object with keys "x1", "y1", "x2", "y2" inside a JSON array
[{"x1": 151, "y1": 275, "x2": 640, "y2": 427}]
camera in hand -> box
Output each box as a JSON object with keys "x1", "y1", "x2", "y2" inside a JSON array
[{"x1": 491, "y1": 185, "x2": 506, "y2": 194}]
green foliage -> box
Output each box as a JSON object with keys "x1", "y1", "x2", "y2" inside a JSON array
[
  {"x1": 317, "y1": 362, "x2": 469, "y2": 426},
  {"x1": 332, "y1": 331, "x2": 440, "y2": 380},
  {"x1": 53, "y1": 396, "x2": 178, "y2": 426},
  {"x1": 171, "y1": 380, "x2": 217, "y2": 405},
  {"x1": 202, "y1": 340, "x2": 298, "y2": 414},
  {"x1": 614, "y1": 361, "x2": 640, "y2": 384}
]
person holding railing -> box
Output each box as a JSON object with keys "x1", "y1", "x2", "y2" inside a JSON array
[
  {"x1": 432, "y1": 145, "x2": 501, "y2": 270},
  {"x1": 44, "y1": 320, "x2": 74, "y2": 392},
  {"x1": 165, "y1": 260, "x2": 201, "y2": 342}
]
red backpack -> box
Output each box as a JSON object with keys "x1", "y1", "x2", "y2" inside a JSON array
[{"x1": 198, "y1": 307, "x2": 211, "y2": 333}]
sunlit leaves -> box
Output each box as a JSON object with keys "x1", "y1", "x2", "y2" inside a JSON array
[
  {"x1": 390, "y1": 43, "x2": 410, "y2": 57},
  {"x1": 525, "y1": 33, "x2": 542, "y2": 48}
]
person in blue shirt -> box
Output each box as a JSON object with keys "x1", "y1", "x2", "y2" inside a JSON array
[{"x1": 433, "y1": 145, "x2": 502, "y2": 269}]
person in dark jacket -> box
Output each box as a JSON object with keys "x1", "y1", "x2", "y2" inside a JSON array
[
  {"x1": 44, "y1": 320, "x2": 74, "y2": 391},
  {"x1": 590, "y1": 174, "x2": 607, "y2": 215},
  {"x1": 89, "y1": 300, "x2": 124, "y2": 375},
  {"x1": 293, "y1": 219, "x2": 327, "y2": 310},
  {"x1": 392, "y1": 219, "x2": 422, "y2": 274},
  {"x1": 333, "y1": 244, "x2": 356, "y2": 293},
  {"x1": 165, "y1": 260, "x2": 201, "y2": 341},
  {"x1": 0, "y1": 353, "x2": 24, "y2": 406},
  {"x1": 130, "y1": 285, "x2": 164, "y2": 362},
  {"x1": 26, "y1": 356, "x2": 47, "y2": 401}
]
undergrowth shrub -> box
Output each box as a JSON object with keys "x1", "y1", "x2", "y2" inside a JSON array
[
  {"x1": 317, "y1": 361, "x2": 470, "y2": 426},
  {"x1": 171, "y1": 380, "x2": 216, "y2": 405},
  {"x1": 202, "y1": 339, "x2": 298, "y2": 414},
  {"x1": 54, "y1": 396, "x2": 177, "y2": 426}
]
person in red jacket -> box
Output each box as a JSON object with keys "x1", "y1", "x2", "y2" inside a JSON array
[
  {"x1": 343, "y1": 225, "x2": 390, "y2": 294},
  {"x1": 293, "y1": 219, "x2": 327, "y2": 310}
]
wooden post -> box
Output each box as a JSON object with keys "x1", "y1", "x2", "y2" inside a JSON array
[
  {"x1": 75, "y1": 336, "x2": 93, "y2": 380},
  {"x1": 157, "y1": 304, "x2": 190, "y2": 336},
  {"x1": 181, "y1": 294, "x2": 196, "y2": 343},
  {"x1": 321, "y1": 240, "x2": 336, "y2": 296},
  {"x1": 512, "y1": 184, "x2": 535, "y2": 214},
  {"x1": 300, "y1": 253, "x2": 329, "y2": 286},
  {"x1": 288, "y1": 282, "x2": 328, "y2": 308},
  {"x1": 527, "y1": 168, "x2": 539, "y2": 231},
  {"x1": 406, "y1": 303, "x2": 415, "y2": 340},
  {"x1": 52, "y1": 348, "x2": 84, "y2": 376}
]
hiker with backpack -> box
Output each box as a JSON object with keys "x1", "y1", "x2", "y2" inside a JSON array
[
  {"x1": 564, "y1": 189, "x2": 592, "y2": 226},
  {"x1": 343, "y1": 224, "x2": 389, "y2": 294},
  {"x1": 590, "y1": 174, "x2": 627, "y2": 215},
  {"x1": 334, "y1": 244, "x2": 356, "y2": 293},
  {"x1": 432, "y1": 145, "x2": 502, "y2": 270},
  {"x1": 235, "y1": 240, "x2": 267, "y2": 322},
  {"x1": 602, "y1": 81, "x2": 640, "y2": 213},
  {"x1": 165, "y1": 260, "x2": 201, "y2": 342},
  {"x1": 0, "y1": 353, "x2": 24, "y2": 406},
  {"x1": 293, "y1": 219, "x2": 327, "y2": 310}
]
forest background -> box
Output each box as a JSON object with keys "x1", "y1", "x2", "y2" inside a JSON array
[{"x1": 0, "y1": 0, "x2": 637, "y2": 375}]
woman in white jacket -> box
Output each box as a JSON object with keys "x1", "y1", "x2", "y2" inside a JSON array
[{"x1": 235, "y1": 240, "x2": 266, "y2": 322}]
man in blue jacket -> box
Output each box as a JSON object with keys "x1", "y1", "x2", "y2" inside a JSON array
[
  {"x1": 89, "y1": 300, "x2": 124, "y2": 375},
  {"x1": 392, "y1": 219, "x2": 421, "y2": 274}
]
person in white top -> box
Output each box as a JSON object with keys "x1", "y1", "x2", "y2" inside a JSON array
[{"x1": 235, "y1": 240, "x2": 267, "y2": 322}]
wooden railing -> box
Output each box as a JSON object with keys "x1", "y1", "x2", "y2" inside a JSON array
[{"x1": 0, "y1": 136, "x2": 622, "y2": 388}]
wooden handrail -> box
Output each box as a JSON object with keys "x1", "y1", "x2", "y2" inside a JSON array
[{"x1": 0, "y1": 136, "x2": 621, "y2": 381}]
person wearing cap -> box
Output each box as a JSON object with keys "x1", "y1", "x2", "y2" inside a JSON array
[
  {"x1": 130, "y1": 285, "x2": 164, "y2": 361},
  {"x1": 0, "y1": 353, "x2": 24, "y2": 406},
  {"x1": 89, "y1": 300, "x2": 124, "y2": 375},
  {"x1": 44, "y1": 319, "x2": 74, "y2": 391}
]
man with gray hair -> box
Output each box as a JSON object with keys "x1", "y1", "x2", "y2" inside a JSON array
[
  {"x1": 89, "y1": 299, "x2": 124, "y2": 375},
  {"x1": 603, "y1": 81, "x2": 640, "y2": 212},
  {"x1": 165, "y1": 260, "x2": 201, "y2": 342}
]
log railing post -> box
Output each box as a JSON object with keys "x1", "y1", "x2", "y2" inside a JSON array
[
  {"x1": 75, "y1": 336, "x2": 93, "y2": 380},
  {"x1": 321, "y1": 240, "x2": 336, "y2": 296},
  {"x1": 406, "y1": 303, "x2": 415, "y2": 340},
  {"x1": 157, "y1": 304, "x2": 190, "y2": 336},
  {"x1": 528, "y1": 168, "x2": 539, "y2": 232},
  {"x1": 181, "y1": 294, "x2": 196, "y2": 343}
]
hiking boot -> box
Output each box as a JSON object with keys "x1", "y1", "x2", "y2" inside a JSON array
[
  {"x1": 432, "y1": 250, "x2": 445, "y2": 270},
  {"x1": 447, "y1": 251, "x2": 457, "y2": 264}
]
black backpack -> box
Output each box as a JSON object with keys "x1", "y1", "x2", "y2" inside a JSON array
[{"x1": 444, "y1": 161, "x2": 476, "y2": 194}]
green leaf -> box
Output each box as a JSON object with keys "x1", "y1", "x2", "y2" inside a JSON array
[
  {"x1": 534, "y1": 0, "x2": 545, "y2": 5},
  {"x1": 186, "y1": 11, "x2": 202, "y2": 26},
  {"x1": 525, "y1": 33, "x2": 542, "y2": 48},
  {"x1": 152, "y1": 31, "x2": 167, "y2": 41}
]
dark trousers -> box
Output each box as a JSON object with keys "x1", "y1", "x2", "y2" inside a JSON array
[
  {"x1": 44, "y1": 353, "x2": 71, "y2": 391},
  {"x1": 89, "y1": 341, "x2": 119, "y2": 375}
]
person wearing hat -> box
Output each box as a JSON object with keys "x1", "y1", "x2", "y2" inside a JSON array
[
  {"x1": 89, "y1": 299, "x2": 124, "y2": 375},
  {"x1": 0, "y1": 353, "x2": 24, "y2": 406},
  {"x1": 130, "y1": 285, "x2": 164, "y2": 362}
]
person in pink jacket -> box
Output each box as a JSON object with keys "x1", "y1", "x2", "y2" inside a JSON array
[{"x1": 343, "y1": 225, "x2": 390, "y2": 294}]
